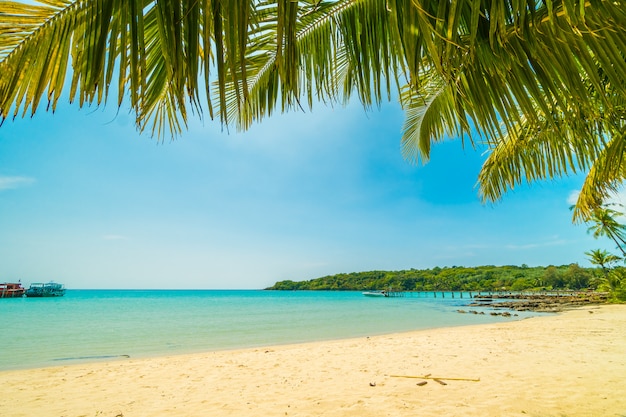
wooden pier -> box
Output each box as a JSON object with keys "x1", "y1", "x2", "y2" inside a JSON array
[
  {"x1": 366, "y1": 290, "x2": 597, "y2": 299},
  {"x1": 376, "y1": 291, "x2": 473, "y2": 298},
  {"x1": 383, "y1": 290, "x2": 405, "y2": 297}
]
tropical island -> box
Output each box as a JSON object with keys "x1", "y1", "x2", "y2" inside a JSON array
[
  {"x1": 268, "y1": 204, "x2": 626, "y2": 305},
  {"x1": 267, "y1": 263, "x2": 626, "y2": 310},
  {"x1": 267, "y1": 264, "x2": 595, "y2": 292}
]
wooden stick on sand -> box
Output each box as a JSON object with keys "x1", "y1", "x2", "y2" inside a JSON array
[{"x1": 389, "y1": 375, "x2": 481, "y2": 382}]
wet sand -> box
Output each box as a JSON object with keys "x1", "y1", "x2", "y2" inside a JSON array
[{"x1": 1, "y1": 304, "x2": 624, "y2": 417}]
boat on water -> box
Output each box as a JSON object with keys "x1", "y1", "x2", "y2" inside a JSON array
[
  {"x1": 0, "y1": 282, "x2": 25, "y2": 298},
  {"x1": 362, "y1": 290, "x2": 388, "y2": 297},
  {"x1": 25, "y1": 282, "x2": 66, "y2": 297}
]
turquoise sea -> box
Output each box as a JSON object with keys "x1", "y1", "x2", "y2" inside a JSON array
[{"x1": 0, "y1": 290, "x2": 539, "y2": 371}]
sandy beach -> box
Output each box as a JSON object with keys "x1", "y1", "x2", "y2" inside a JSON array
[{"x1": 1, "y1": 304, "x2": 624, "y2": 417}]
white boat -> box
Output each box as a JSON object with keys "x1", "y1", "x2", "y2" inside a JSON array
[{"x1": 362, "y1": 291, "x2": 388, "y2": 297}]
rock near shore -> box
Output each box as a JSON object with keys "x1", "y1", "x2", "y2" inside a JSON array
[{"x1": 468, "y1": 292, "x2": 609, "y2": 313}]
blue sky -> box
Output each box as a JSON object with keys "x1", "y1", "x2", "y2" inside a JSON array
[{"x1": 0, "y1": 97, "x2": 611, "y2": 289}]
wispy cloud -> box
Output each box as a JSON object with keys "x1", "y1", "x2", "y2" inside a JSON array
[
  {"x1": 0, "y1": 176, "x2": 35, "y2": 191},
  {"x1": 103, "y1": 234, "x2": 129, "y2": 241},
  {"x1": 568, "y1": 187, "x2": 626, "y2": 222},
  {"x1": 568, "y1": 187, "x2": 626, "y2": 209},
  {"x1": 505, "y1": 238, "x2": 568, "y2": 250}
]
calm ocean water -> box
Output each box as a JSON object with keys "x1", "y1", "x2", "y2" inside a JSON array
[{"x1": 0, "y1": 290, "x2": 539, "y2": 370}]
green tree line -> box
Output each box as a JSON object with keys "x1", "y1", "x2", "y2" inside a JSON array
[{"x1": 267, "y1": 264, "x2": 599, "y2": 292}]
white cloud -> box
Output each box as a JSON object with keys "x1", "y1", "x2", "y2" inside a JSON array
[
  {"x1": 0, "y1": 176, "x2": 35, "y2": 191},
  {"x1": 566, "y1": 189, "x2": 580, "y2": 206},
  {"x1": 606, "y1": 188, "x2": 626, "y2": 208}
]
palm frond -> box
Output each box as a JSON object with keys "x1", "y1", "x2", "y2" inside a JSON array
[
  {"x1": 574, "y1": 129, "x2": 626, "y2": 222},
  {"x1": 0, "y1": 0, "x2": 74, "y2": 117},
  {"x1": 393, "y1": 0, "x2": 625, "y2": 152},
  {"x1": 478, "y1": 112, "x2": 603, "y2": 204},
  {"x1": 216, "y1": 0, "x2": 406, "y2": 130},
  {"x1": 0, "y1": 0, "x2": 258, "y2": 139},
  {"x1": 399, "y1": 73, "x2": 460, "y2": 164}
]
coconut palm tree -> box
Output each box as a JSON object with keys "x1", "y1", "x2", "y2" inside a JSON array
[
  {"x1": 586, "y1": 206, "x2": 626, "y2": 257},
  {"x1": 583, "y1": 210, "x2": 626, "y2": 298},
  {"x1": 588, "y1": 258, "x2": 626, "y2": 300},
  {"x1": 603, "y1": 268, "x2": 626, "y2": 299},
  {"x1": 585, "y1": 248, "x2": 621, "y2": 277},
  {"x1": 1, "y1": 1, "x2": 625, "y2": 216}
]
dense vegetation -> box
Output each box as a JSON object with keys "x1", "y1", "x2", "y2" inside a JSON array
[
  {"x1": 267, "y1": 205, "x2": 626, "y2": 301},
  {"x1": 267, "y1": 264, "x2": 599, "y2": 292}
]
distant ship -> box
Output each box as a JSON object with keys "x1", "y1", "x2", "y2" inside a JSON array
[
  {"x1": 0, "y1": 282, "x2": 25, "y2": 298},
  {"x1": 25, "y1": 282, "x2": 66, "y2": 297}
]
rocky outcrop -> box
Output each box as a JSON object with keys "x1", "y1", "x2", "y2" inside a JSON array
[{"x1": 468, "y1": 292, "x2": 609, "y2": 313}]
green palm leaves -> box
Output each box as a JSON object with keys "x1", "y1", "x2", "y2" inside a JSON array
[
  {"x1": 392, "y1": 1, "x2": 626, "y2": 221},
  {"x1": 586, "y1": 206, "x2": 626, "y2": 257},
  {"x1": 1, "y1": 1, "x2": 625, "y2": 219},
  {"x1": 0, "y1": 1, "x2": 73, "y2": 117},
  {"x1": 585, "y1": 249, "x2": 621, "y2": 273},
  {"x1": 585, "y1": 209, "x2": 626, "y2": 299},
  {"x1": 0, "y1": 0, "x2": 256, "y2": 137}
]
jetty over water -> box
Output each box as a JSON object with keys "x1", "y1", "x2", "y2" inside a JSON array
[
  {"x1": 367, "y1": 290, "x2": 475, "y2": 298},
  {"x1": 382, "y1": 290, "x2": 405, "y2": 298},
  {"x1": 366, "y1": 290, "x2": 609, "y2": 312},
  {"x1": 366, "y1": 290, "x2": 601, "y2": 299}
]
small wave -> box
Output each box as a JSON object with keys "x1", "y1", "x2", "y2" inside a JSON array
[{"x1": 52, "y1": 354, "x2": 130, "y2": 361}]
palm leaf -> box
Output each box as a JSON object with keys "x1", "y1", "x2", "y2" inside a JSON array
[
  {"x1": 0, "y1": 0, "x2": 259, "y2": 139},
  {"x1": 574, "y1": 129, "x2": 626, "y2": 222},
  {"x1": 216, "y1": 0, "x2": 406, "y2": 130},
  {"x1": 400, "y1": 73, "x2": 461, "y2": 164}
]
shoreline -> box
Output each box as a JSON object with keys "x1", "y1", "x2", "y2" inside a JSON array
[
  {"x1": 1, "y1": 290, "x2": 549, "y2": 372},
  {"x1": 0, "y1": 308, "x2": 545, "y2": 373},
  {"x1": 2, "y1": 304, "x2": 625, "y2": 416}
]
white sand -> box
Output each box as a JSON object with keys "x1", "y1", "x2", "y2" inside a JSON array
[{"x1": 2, "y1": 304, "x2": 625, "y2": 417}]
